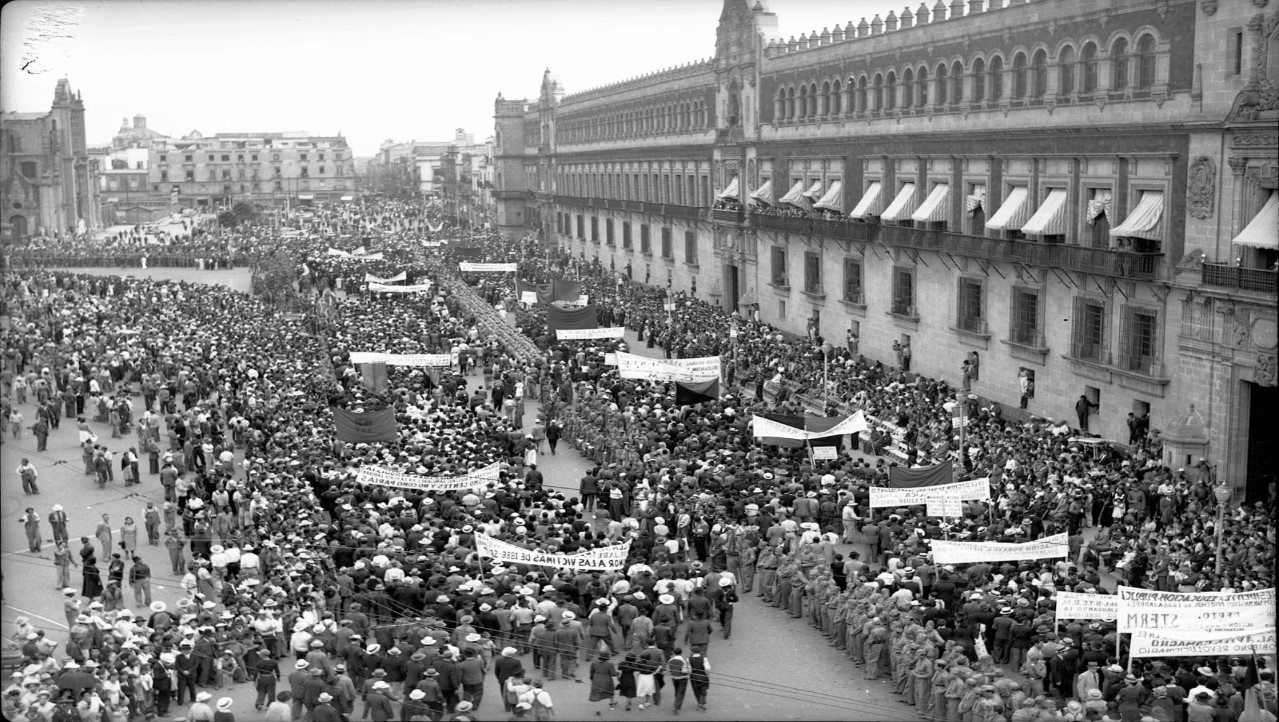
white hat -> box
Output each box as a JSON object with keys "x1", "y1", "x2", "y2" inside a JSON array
[
  {"x1": 562, "y1": 611, "x2": 575, "y2": 620},
  {"x1": 659, "y1": 594, "x2": 675, "y2": 605},
  {"x1": 216, "y1": 697, "x2": 234, "y2": 711},
  {"x1": 196, "y1": 691, "x2": 213, "y2": 702},
  {"x1": 719, "y1": 577, "x2": 732, "y2": 587}
]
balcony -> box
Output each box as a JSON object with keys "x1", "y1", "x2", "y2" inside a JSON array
[
  {"x1": 1201, "y1": 263, "x2": 1277, "y2": 294},
  {"x1": 712, "y1": 208, "x2": 744, "y2": 224}
]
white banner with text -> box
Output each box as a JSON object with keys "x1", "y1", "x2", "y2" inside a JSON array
[
  {"x1": 475, "y1": 533, "x2": 631, "y2": 571},
  {"x1": 929, "y1": 533, "x2": 1069, "y2": 565}
]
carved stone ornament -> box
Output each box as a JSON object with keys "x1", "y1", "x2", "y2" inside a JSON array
[
  {"x1": 1230, "y1": 132, "x2": 1278, "y2": 147},
  {"x1": 1187, "y1": 157, "x2": 1216, "y2": 219},
  {"x1": 1257, "y1": 354, "x2": 1277, "y2": 387}
]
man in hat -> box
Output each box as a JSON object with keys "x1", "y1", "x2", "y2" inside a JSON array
[
  {"x1": 174, "y1": 640, "x2": 199, "y2": 705},
  {"x1": 311, "y1": 691, "x2": 342, "y2": 722},
  {"x1": 188, "y1": 691, "x2": 215, "y2": 721},
  {"x1": 495, "y1": 648, "x2": 525, "y2": 713}
]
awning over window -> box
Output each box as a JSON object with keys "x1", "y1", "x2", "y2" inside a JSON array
[
  {"x1": 911, "y1": 184, "x2": 950, "y2": 223},
  {"x1": 778, "y1": 180, "x2": 807, "y2": 206},
  {"x1": 1110, "y1": 191, "x2": 1164, "y2": 241},
  {"x1": 813, "y1": 181, "x2": 844, "y2": 212},
  {"x1": 1022, "y1": 188, "x2": 1069, "y2": 236},
  {"x1": 750, "y1": 179, "x2": 774, "y2": 205},
  {"x1": 966, "y1": 185, "x2": 986, "y2": 216},
  {"x1": 985, "y1": 186, "x2": 1031, "y2": 231},
  {"x1": 1086, "y1": 188, "x2": 1112, "y2": 225},
  {"x1": 881, "y1": 183, "x2": 918, "y2": 222},
  {"x1": 716, "y1": 176, "x2": 740, "y2": 200},
  {"x1": 849, "y1": 182, "x2": 885, "y2": 219},
  {"x1": 801, "y1": 180, "x2": 825, "y2": 199},
  {"x1": 1233, "y1": 192, "x2": 1277, "y2": 249}
]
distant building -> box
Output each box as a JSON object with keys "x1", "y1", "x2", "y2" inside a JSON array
[
  {"x1": 378, "y1": 130, "x2": 491, "y2": 199},
  {"x1": 0, "y1": 78, "x2": 102, "y2": 239}
]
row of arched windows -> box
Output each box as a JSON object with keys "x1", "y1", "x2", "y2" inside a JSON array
[
  {"x1": 773, "y1": 34, "x2": 1159, "y2": 122},
  {"x1": 561, "y1": 99, "x2": 710, "y2": 144}
]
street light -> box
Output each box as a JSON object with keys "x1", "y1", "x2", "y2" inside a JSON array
[
  {"x1": 1213, "y1": 484, "x2": 1232, "y2": 574},
  {"x1": 821, "y1": 341, "x2": 834, "y2": 412}
]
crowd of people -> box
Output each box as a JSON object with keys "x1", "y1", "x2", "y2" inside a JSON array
[{"x1": 1, "y1": 196, "x2": 1274, "y2": 722}]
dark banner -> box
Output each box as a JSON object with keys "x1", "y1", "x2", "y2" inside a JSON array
[
  {"x1": 333, "y1": 407, "x2": 398, "y2": 444},
  {"x1": 453, "y1": 246, "x2": 483, "y2": 260},
  {"x1": 887, "y1": 460, "x2": 955, "y2": 488},
  {"x1": 552, "y1": 278, "x2": 583, "y2": 302},
  {"x1": 546, "y1": 304, "x2": 599, "y2": 331},
  {"x1": 675, "y1": 378, "x2": 720, "y2": 405}
]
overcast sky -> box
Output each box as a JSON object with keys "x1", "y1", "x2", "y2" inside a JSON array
[{"x1": 2, "y1": 0, "x2": 884, "y2": 157}]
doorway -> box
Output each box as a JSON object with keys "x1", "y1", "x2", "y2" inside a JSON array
[
  {"x1": 8, "y1": 214, "x2": 28, "y2": 239},
  {"x1": 726, "y1": 264, "x2": 739, "y2": 313},
  {"x1": 1245, "y1": 381, "x2": 1278, "y2": 504}
]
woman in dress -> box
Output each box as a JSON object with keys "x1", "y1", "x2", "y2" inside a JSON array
[
  {"x1": 82, "y1": 556, "x2": 103, "y2": 599},
  {"x1": 587, "y1": 650, "x2": 617, "y2": 716},
  {"x1": 119, "y1": 518, "x2": 138, "y2": 555},
  {"x1": 617, "y1": 653, "x2": 638, "y2": 711}
]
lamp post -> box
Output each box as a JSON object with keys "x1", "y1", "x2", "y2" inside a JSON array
[
  {"x1": 1213, "y1": 484, "x2": 1232, "y2": 575},
  {"x1": 821, "y1": 341, "x2": 834, "y2": 413}
]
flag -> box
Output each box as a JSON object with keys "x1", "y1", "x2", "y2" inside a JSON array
[
  {"x1": 546, "y1": 304, "x2": 598, "y2": 332},
  {"x1": 453, "y1": 246, "x2": 482, "y2": 260},
  {"x1": 887, "y1": 460, "x2": 955, "y2": 488},
  {"x1": 551, "y1": 278, "x2": 583, "y2": 303},
  {"x1": 359, "y1": 362, "x2": 389, "y2": 393},
  {"x1": 751, "y1": 411, "x2": 868, "y2": 448},
  {"x1": 333, "y1": 407, "x2": 398, "y2": 444},
  {"x1": 675, "y1": 378, "x2": 719, "y2": 405}
]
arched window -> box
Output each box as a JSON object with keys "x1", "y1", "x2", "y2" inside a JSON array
[
  {"x1": 1082, "y1": 43, "x2": 1099, "y2": 93},
  {"x1": 1013, "y1": 53, "x2": 1029, "y2": 98},
  {"x1": 857, "y1": 76, "x2": 869, "y2": 112},
  {"x1": 1137, "y1": 34, "x2": 1156, "y2": 88},
  {"x1": 1032, "y1": 50, "x2": 1048, "y2": 97},
  {"x1": 973, "y1": 58, "x2": 986, "y2": 101},
  {"x1": 820, "y1": 81, "x2": 831, "y2": 116},
  {"x1": 1059, "y1": 46, "x2": 1077, "y2": 95},
  {"x1": 917, "y1": 66, "x2": 928, "y2": 107},
  {"x1": 787, "y1": 87, "x2": 796, "y2": 119},
  {"x1": 832, "y1": 79, "x2": 842, "y2": 115},
  {"x1": 952, "y1": 61, "x2": 964, "y2": 103},
  {"x1": 1112, "y1": 38, "x2": 1129, "y2": 89},
  {"x1": 885, "y1": 71, "x2": 897, "y2": 110},
  {"x1": 936, "y1": 63, "x2": 948, "y2": 105},
  {"x1": 902, "y1": 68, "x2": 914, "y2": 108},
  {"x1": 989, "y1": 56, "x2": 1004, "y2": 100},
  {"x1": 809, "y1": 83, "x2": 819, "y2": 117},
  {"x1": 873, "y1": 73, "x2": 884, "y2": 110},
  {"x1": 799, "y1": 85, "x2": 809, "y2": 118},
  {"x1": 776, "y1": 91, "x2": 786, "y2": 122}
]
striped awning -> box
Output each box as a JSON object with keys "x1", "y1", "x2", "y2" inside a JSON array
[
  {"x1": 1110, "y1": 191, "x2": 1164, "y2": 241},
  {"x1": 985, "y1": 186, "x2": 1031, "y2": 231},
  {"x1": 801, "y1": 180, "x2": 825, "y2": 199},
  {"x1": 749, "y1": 179, "x2": 775, "y2": 205},
  {"x1": 1232, "y1": 192, "x2": 1277, "y2": 249},
  {"x1": 911, "y1": 184, "x2": 950, "y2": 223},
  {"x1": 716, "y1": 176, "x2": 740, "y2": 200},
  {"x1": 1022, "y1": 188, "x2": 1069, "y2": 236},
  {"x1": 966, "y1": 186, "x2": 986, "y2": 216},
  {"x1": 881, "y1": 183, "x2": 918, "y2": 223},
  {"x1": 778, "y1": 180, "x2": 807, "y2": 206},
  {"x1": 813, "y1": 181, "x2": 844, "y2": 212},
  {"x1": 849, "y1": 182, "x2": 885, "y2": 219}
]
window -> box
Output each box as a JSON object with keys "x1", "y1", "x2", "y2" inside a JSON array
[
  {"x1": 951, "y1": 62, "x2": 964, "y2": 103},
  {"x1": 1013, "y1": 54, "x2": 1029, "y2": 98},
  {"x1": 251, "y1": 154, "x2": 258, "y2": 162},
  {"x1": 1059, "y1": 47, "x2": 1077, "y2": 95},
  {"x1": 989, "y1": 56, "x2": 1004, "y2": 100},
  {"x1": 1136, "y1": 35, "x2": 1156, "y2": 88},
  {"x1": 892, "y1": 267, "x2": 915, "y2": 316},
  {"x1": 274, "y1": 166, "x2": 282, "y2": 177},
  {"x1": 606, "y1": 219, "x2": 615, "y2": 246},
  {"x1": 902, "y1": 69, "x2": 914, "y2": 109},
  {"x1": 19, "y1": 161, "x2": 37, "y2": 178},
  {"x1": 159, "y1": 154, "x2": 168, "y2": 163},
  {"x1": 936, "y1": 64, "x2": 949, "y2": 105},
  {"x1": 973, "y1": 59, "x2": 986, "y2": 101},
  {"x1": 661, "y1": 227, "x2": 673, "y2": 259},
  {"x1": 185, "y1": 170, "x2": 195, "y2": 181},
  {"x1": 916, "y1": 67, "x2": 928, "y2": 107},
  {"x1": 640, "y1": 224, "x2": 651, "y2": 254},
  {"x1": 556, "y1": 213, "x2": 564, "y2": 235},
  {"x1": 1009, "y1": 288, "x2": 1041, "y2": 346},
  {"x1": 623, "y1": 221, "x2": 632, "y2": 249},
  {"x1": 159, "y1": 170, "x2": 169, "y2": 182},
  {"x1": 274, "y1": 180, "x2": 283, "y2": 191},
  {"x1": 221, "y1": 169, "x2": 231, "y2": 180},
  {"x1": 318, "y1": 166, "x2": 325, "y2": 175},
  {"x1": 771, "y1": 246, "x2": 788, "y2": 287},
  {"x1": 319, "y1": 153, "x2": 325, "y2": 161},
  {"x1": 885, "y1": 72, "x2": 897, "y2": 110},
  {"x1": 1071, "y1": 297, "x2": 1108, "y2": 363},
  {"x1": 956, "y1": 278, "x2": 985, "y2": 333},
  {"x1": 221, "y1": 154, "x2": 229, "y2": 162},
  {"x1": 803, "y1": 251, "x2": 823, "y2": 294},
  {"x1": 300, "y1": 167, "x2": 309, "y2": 178},
  {"x1": 1230, "y1": 29, "x2": 1244, "y2": 75},
  {"x1": 1120, "y1": 306, "x2": 1159, "y2": 374},
  {"x1": 1112, "y1": 38, "x2": 1129, "y2": 90},
  {"x1": 576, "y1": 214, "x2": 584, "y2": 239},
  {"x1": 301, "y1": 153, "x2": 309, "y2": 161},
  {"x1": 590, "y1": 216, "x2": 599, "y2": 242},
  {"x1": 843, "y1": 258, "x2": 864, "y2": 304},
  {"x1": 1032, "y1": 50, "x2": 1048, "y2": 97},
  {"x1": 779, "y1": 299, "x2": 787, "y2": 319},
  {"x1": 684, "y1": 230, "x2": 697, "y2": 264}
]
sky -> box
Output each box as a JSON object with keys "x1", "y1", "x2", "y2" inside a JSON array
[{"x1": 1, "y1": 0, "x2": 884, "y2": 157}]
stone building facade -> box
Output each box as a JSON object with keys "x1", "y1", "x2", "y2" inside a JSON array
[
  {"x1": 0, "y1": 79, "x2": 102, "y2": 240},
  {"x1": 493, "y1": 0, "x2": 1278, "y2": 501}
]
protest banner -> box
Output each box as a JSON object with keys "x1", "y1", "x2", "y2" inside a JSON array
[
  {"x1": 365, "y1": 271, "x2": 406, "y2": 284},
  {"x1": 1128, "y1": 628, "x2": 1277, "y2": 658},
  {"x1": 615, "y1": 352, "x2": 721, "y2": 382},
  {"x1": 751, "y1": 411, "x2": 869, "y2": 441},
  {"x1": 926, "y1": 498, "x2": 964, "y2": 518},
  {"x1": 1055, "y1": 591, "x2": 1120, "y2": 621},
  {"x1": 929, "y1": 533, "x2": 1069, "y2": 565},
  {"x1": 555, "y1": 327, "x2": 626, "y2": 340},
  {"x1": 1116, "y1": 586, "x2": 1275, "y2": 634},
  {"x1": 459, "y1": 262, "x2": 518, "y2": 273},
  {"x1": 475, "y1": 533, "x2": 630, "y2": 571},
  {"x1": 326, "y1": 248, "x2": 352, "y2": 257},
  {"x1": 519, "y1": 291, "x2": 539, "y2": 304},
  {"x1": 811, "y1": 446, "x2": 839, "y2": 460},
  {"x1": 358, "y1": 252, "x2": 384, "y2": 261},
  {"x1": 349, "y1": 352, "x2": 453, "y2": 367},
  {"x1": 868, "y1": 477, "x2": 991, "y2": 508},
  {"x1": 354, "y1": 462, "x2": 500, "y2": 492},
  {"x1": 368, "y1": 282, "x2": 432, "y2": 293},
  {"x1": 575, "y1": 295, "x2": 589, "y2": 305},
  {"x1": 603, "y1": 353, "x2": 617, "y2": 366}
]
